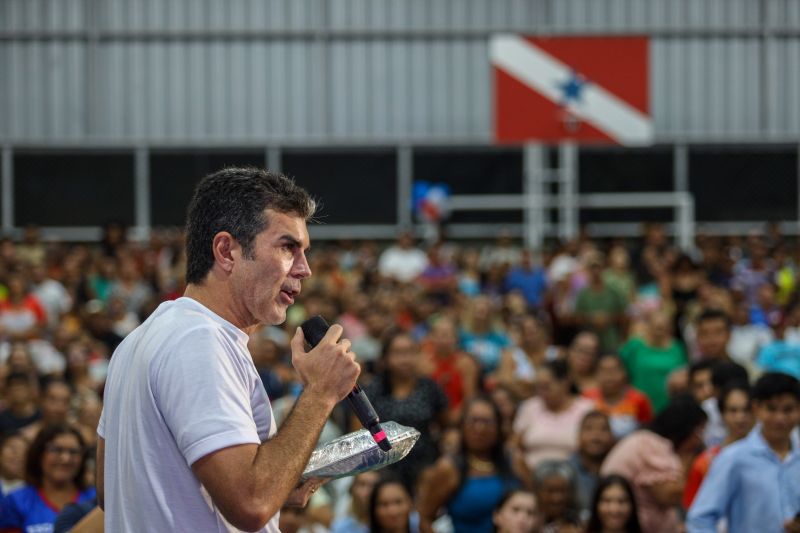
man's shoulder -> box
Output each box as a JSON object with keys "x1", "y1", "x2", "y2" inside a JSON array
[
  {"x1": 4, "y1": 484, "x2": 38, "y2": 506},
  {"x1": 714, "y1": 435, "x2": 757, "y2": 466},
  {"x1": 133, "y1": 299, "x2": 240, "y2": 349}
]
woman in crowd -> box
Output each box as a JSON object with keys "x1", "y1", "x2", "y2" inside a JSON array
[
  {"x1": 583, "y1": 354, "x2": 654, "y2": 439},
  {"x1": 512, "y1": 359, "x2": 595, "y2": 470},
  {"x1": 600, "y1": 394, "x2": 707, "y2": 533},
  {"x1": 460, "y1": 295, "x2": 511, "y2": 375},
  {"x1": 585, "y1": 475, "x2": 642, "y2": 533},
  {"x1": 363, "y1": 329, "x2": 449, "y2": 492},
  {"x1": 330, "y1": 471, "x2": 379, "y2": 533},
  {"x1": 490, "y1": 384, "x2": 520, "y2": 448},
  {"x1": 417, "y1": 396, "x2": 525, "y2": 533},
  {"x1": 534, "y1": 460, "x2": 581, "y2": 532},
  {"x1": 0, "y1": 423, "x2": 95, "y2": 531},
  {"x1": 420, "y1": 316, "x2": 480, "y2": 422},
  {"x1": 602, "y1": 246, "x2": 636, "y2": 306},
  {"x1": 496, "y1": 314, "x2": 560, "y2": 399},
  {"x1": 0, "y1": 431, "x2": 27, "y2": 496},
  {"x1": 368, "y1": 475, "x2": 419, "y2": 533},
  {"x1": 682, "y1": 382, "x2": 754, "y2": 507},
  {"x1": 492, "y1": 489, "x2": 539, "y2": 533},
  {"x1": 619, "y1": 310, "x2": 688, "y2": 412},
  {"x1": 566, "y1": 331, "x2": 600, "y2": 393}
]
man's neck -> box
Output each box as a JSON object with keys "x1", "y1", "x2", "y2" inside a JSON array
[
  {"x1": 761, "y1": 429, "x2": 792, "y2": 460},
  {"x1": 184, "y1": 283, "x2": 252, "y2": 332},
  {"x1": 578, "y1": 452, "x2": 603, "y2": 474}
]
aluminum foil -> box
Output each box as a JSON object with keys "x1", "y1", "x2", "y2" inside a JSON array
[{"x1": 301, "y1": 421, "x2": 420, "y2": 480}]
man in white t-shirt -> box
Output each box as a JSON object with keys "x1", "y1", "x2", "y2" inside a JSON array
[
  {"x1": 377, "y1": 231, "x2": 428, "y2": 283},
  {"x1": 98, "y1": 168, "x2": 361, "y2": 532}
]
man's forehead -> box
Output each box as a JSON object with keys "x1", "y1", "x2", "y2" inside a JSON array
[
  {"x1": 761, "y1": 395, "x2": 800, "y2": 406},
  {"x1": 263, "y1": 210, "x2": 310, "y2": 247}
]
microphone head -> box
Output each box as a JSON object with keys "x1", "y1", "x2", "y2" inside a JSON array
[{"x1": 301, "y1": 315, "x2": 330, "y2": 348}]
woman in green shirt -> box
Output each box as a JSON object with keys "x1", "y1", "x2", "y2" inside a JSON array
[{"x1": 620, "y1": 310, "x2": 687, "y2": 412}]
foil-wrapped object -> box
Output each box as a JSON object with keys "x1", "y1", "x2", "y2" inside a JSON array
[{"x1": 301, "y1": 421, "x2": 420, "y2": 480}]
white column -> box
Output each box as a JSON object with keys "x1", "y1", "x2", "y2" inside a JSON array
[
  {"x1": 133, "y1": 146, "x2": 150, "y2": 241},
  {"x1": 558, "y1": 142, "x2": 579, "y2": 241},
  {"x1": 2, "y1": 146, "x2": 14, "y2": 233},
  {"x1": 523, "y1": 143, "x2": 546, "y2": 249},
  {"x1": 397, "y1": 146, "x2": 413, "y2": 229}
]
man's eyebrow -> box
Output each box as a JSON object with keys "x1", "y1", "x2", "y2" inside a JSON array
[{"x1": 279, "y1": 235, "x2": 308, "y2": 250}]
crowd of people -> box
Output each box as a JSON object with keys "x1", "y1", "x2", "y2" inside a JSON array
[{"x1": 0, "y1": 219, "x2": 798, "y2": 532}]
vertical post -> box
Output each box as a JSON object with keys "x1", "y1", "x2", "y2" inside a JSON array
[
  {"x1": 1, "y1": 146, "x2": 13, "y2": 233},
  {"x1": 677, "y1": 193, "x2": 695, "y2": 252},
  {"x1": 674, "y1": 144, "x2": 689, "y2": 242},
  {"x1": 558, "y1": 142, "x2": 578, "y2": 241},
  {"x1": 796, "y1": 143, "x2": 800, "y2": 236},
  {"x1": 397, "y1": 145, "x2": 413, "y2": 230},
  {"x1": 523, "y1": 143, "x2": 545, "y2": 250},
  {"x1": 267, "y1": 146, "x2": 281, "y2": 173},
  {"x1": 133, "y1": 146, "x2": 150, "y2": 241}
]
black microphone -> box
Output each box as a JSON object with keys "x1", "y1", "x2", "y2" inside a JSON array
[{"x1": 301, "y1": 315, "x2": 392, "y2": 452}]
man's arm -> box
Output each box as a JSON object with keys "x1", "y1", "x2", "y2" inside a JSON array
[
  {"x1": 96, "y1": 437, "x2": 104, "y2": 511},
  {"x1": 686, "y1": 451, "x2": 736, "y2": 533},
  {"x1": 191, "y1": 325, "x2": 358, "y2": 532}
]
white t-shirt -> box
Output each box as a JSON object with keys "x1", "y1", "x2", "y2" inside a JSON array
[
  {"x1": 378, "y1": 246, "x2": 428, "y2": 282},
  {"x1": 98, "y1": 297, "x2": 279, "y2": 532}
]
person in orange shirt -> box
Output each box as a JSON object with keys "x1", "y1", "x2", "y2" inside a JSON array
[
  {"x1": 583, "y1": 353, "x2": 654, "y2": 439},
  {"x1": 682, "y1": 381, "x2": 754, "y2": 508}
]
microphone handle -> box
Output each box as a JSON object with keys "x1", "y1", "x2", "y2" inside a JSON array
[
  {"x1": 346, "y1": 385, "x2": 381, "y2": 431},
  {"x1": 300, "y1": 316, "x2": 392, "y2": 451}
]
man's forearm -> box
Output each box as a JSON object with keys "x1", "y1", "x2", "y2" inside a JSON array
[{"x1": 249, "y1": 389, "x2": 336, "y2": 517}]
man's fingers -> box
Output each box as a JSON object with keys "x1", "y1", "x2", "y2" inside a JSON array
[
  {"x1": 291, "y1": 327, "x2": 306, "y2": 353},
  {"x1": 320, "y1": 323, "x2": 344, "y2": 345},
  {"x1": 338, "y1": 338, "x2": 352, "y2": 353}
]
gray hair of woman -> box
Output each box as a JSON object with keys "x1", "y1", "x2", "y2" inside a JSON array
[
  {"x1": 533, "y1": 460, "x2": 581, "y2": 528},
  {"x1": 533, "y1": 459, "x2": 576, "y2": 489}
]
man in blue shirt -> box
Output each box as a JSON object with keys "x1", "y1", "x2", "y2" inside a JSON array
[
  {"x1": 503, "y1": 249, "x2": 548, "y2": 309},
  {"x1": 687, "y1": 372, "x2": 800, "y2": 533}
]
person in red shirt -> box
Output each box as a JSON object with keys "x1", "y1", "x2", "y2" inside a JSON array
[
  {"x1": 419, "y1": 316, "x2": 479, "y2": 423},
  {"x1": 0, "y1": 274, "x2": 46, "y2": 341},
  {"x1": 584, "y1": 353, "x2": 654, "y2": 439},
  {"x1": 682, "y1": 381, "x2": 754, "y2": 508}
]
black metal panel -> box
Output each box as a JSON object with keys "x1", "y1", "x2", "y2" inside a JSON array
[{"x1": 14, "y1": 152, "x2": 135, "y2": 226}]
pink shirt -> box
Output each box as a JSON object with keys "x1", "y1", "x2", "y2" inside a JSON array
[
  {"x1": 513, "y1": 396, "x2": 595, "y2": 470},
  {"x1": 600, "y1": 430, "x2": 682, "y2": 533}
]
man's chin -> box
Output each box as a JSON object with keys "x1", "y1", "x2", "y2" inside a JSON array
[{"x1": 262, "y1": 306, "x2": 288, "y2": 326}]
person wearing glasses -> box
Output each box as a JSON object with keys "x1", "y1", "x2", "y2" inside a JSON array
[
  {"x1": 417, "y1": 396, "x2": 526, "y2": 533},
  {"x1": 0, "y1": 423, "x2": 95, "y2": 532}
]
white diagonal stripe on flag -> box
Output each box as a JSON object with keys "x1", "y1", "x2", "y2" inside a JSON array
[{"x1": 490, "y1": 34, "x2": 653, "y2": 146}]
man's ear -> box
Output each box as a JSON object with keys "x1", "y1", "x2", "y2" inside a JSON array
[{"x1": 211, "y1": 232, "x2": 239, "y2": 274}]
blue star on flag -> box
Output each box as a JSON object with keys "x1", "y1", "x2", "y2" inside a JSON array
[{"x1": 559, "y1": 71, "x2": 589, "y2": 106}]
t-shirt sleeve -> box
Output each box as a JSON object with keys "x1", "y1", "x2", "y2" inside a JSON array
[
  {"x1": 686, "y1": 449, "x2": 737, "y2": 533},
  {"x1": 0, "y1": 491, "x2": 24, "y2": 529},
  {"x1": 152, "y1": 326, "x2": 260, "y2": 466},
  {"x1": 632, "y1": 435, "x2": 682, "y2": 487},
  {"x1": 97, "y1": 406, "x2": 106, "y2": 439},
  {"x1": 512, "y1": 399, "x2": 535, "y2": 434}
]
